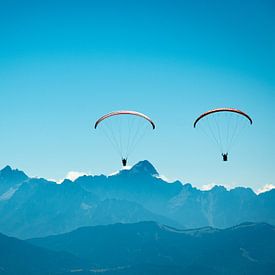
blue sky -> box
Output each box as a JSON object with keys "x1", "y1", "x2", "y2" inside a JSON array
[{"x1": 0, "y1": 0, "x2": 274, "y2": 191}]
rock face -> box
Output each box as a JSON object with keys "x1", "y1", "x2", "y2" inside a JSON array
[
  {"x1": 0, "y1": 161, "x2": 275, "y2": 239},
  {"x1": 28, "y1": 221, "x2": 275, "y2": 275},
  {"x1": 0, "y1": 165, "x2": 28, "y2": 198}
]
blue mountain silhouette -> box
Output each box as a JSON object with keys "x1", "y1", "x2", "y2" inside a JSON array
[
  {"x1": 28, "y1": 221, "x2": 275, "y2": 275},
  {"x1": 1, "y1": 221, "x2": 274, "y2": 274},
  {"x1": 0, "y1": 232, "x2": 85, "y2": 274},
  {"x1": 0, "y1": 161, "x2": 274, "y2": 239}
]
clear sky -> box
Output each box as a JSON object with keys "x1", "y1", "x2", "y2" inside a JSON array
[{"x1": 0, "y1": 0, "x2": 274, "y2": 191}]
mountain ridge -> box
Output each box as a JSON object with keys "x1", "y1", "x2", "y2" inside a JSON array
[
  {"x1": 0, "y1": 160, "x2": 275, "y2": 239},
  {"x1": 28, "y1": 221, "x2": 275, "y2": 275},
  {"x1": 0, "y1": 231, "x2": 86, "y2": 274},
  {"x1": 0, "y1": 161, "x2": 271, "y2": 195},
  {"x1": 1, "y1": 221, "x2": 274, "y2": 275}
]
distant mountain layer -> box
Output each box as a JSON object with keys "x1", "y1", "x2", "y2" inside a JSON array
[
  {"x1": 28, "y1": 221, "x2": 275, "y2": 275},
  {"x1": 0, "y1": 161, "x2": 275, "y2": 239}
]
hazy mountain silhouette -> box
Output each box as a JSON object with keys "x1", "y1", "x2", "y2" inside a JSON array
[
  {"x1": 0, "y1": 232, "x2": 86, "y2": 275},
  {"x1": 0, "y1": 161, "x2": 275, "y2": 239},
  {"x1": 29, "y1": 221, "x2": 275, "y2": 275}
]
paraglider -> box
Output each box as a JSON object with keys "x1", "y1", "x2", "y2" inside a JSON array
[
  {"x1": 95, "y1": 110, "x2": 155, "y2": 167},
  {"x1": 222, "y1": 153, "x2": 228, "y2": 162},
  {"x1": 194, "y1": 108, "x2": 253, "y2": 161},
  {"x1": 122, "y1": 158, "x2": 127, "y2": 167}
]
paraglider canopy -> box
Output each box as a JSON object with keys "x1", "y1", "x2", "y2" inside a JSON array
[
  {"x1": 95, "y1": 110, "x2": 156, "y2": 129},
  {"x1": 194, "y1": 108, "x2": 253, "y2": 128},
  {"x1": 94, "y1": 110, "x2": 155, "y2": 166},
  {"x1": 194, "y1": 108, "x2": 253, "y2": 161}
]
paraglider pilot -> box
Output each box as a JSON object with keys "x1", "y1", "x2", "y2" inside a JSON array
[
  {"x1": 222, "y1": 153, "x2": 228, "y2": 162},
  {"x1": 122, "y1": 158, "x2": 127, "y2": 167}
]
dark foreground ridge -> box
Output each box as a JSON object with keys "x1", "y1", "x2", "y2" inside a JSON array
[
  {"x1": 26, "y1": 221, "x2": 275, "y2": 274},
  {"x1": 0, "y1": 232, "x2": 86, "y2": 275},
  {"x1": 2, "y1": 221, "x2": 275, "y2": 274},
  {"x1": 0, "y1": 161, "x2": 275, "y2": 239}
]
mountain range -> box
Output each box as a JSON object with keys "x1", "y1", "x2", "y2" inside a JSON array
[
  {"x1": 0, "y1": 161, "x2": 275, "y2": 239},
  {"x1": 1, "y1": 221, "x2": 275, "y2": 274}
]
